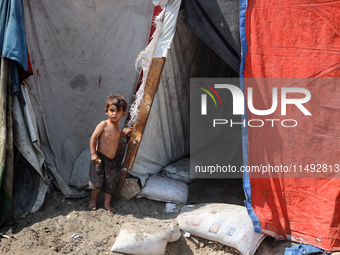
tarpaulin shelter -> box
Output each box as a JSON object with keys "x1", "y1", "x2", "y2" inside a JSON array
[
  {"x1": 1, "y1": 0, "x2": 339, "y2": 252},
  {"x1": 1, "y1": 0, "x2": 237, "y2": 222},
  {"x1": 241, "y1": 0, "x2": 340, "y2": 251}
]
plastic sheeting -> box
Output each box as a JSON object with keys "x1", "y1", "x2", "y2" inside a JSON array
[
  {"x1": 1, "y1": 0, "x2": 36, "y2": 225},
  {"x1": 153, "y1": 0, "x2": 181, "y2": 58},
  {"x1": 242, "y1": 0, "x2": 340, "y2": 251},
  {"x1": 0, "y1": 0, "x2": 29, "y2": 71},
  {"x1": 13, "y1": 88, "x2": 48, "y2": 217},
  {"x1": 0, "y1": 0, "x2": 32, "y2": 94},
  {"x1": 284, "y1": 244, "x2": 325, "y2": 255},
  {"x1": 22, "y1": 0, "x2": 154, "y2": 197}
]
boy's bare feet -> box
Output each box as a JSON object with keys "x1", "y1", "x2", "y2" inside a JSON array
[
  {"x1": 89, "y1": 189, "x2": 99, "y2": 211},
  {"x1": 88, "y1": 199, "x2": 97, "y2": 211},
  {"x1": 104, "y1": 192, "x2": 114, "y2": 214},
  {"x1": 105, "y1": 205, "x2": 116, "y2": 215}
]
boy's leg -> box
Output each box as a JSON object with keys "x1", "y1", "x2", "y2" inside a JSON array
[
  {"x1": 89, "y1": 189, "x2": 100, "y2": 210},
  {"x1": 88, "y1": 155, "x2": 104, "y2": 210},
  {"x1": 104, "y1": 192, "x2": 115, "y2": 214},
  {"x1": 103, "y1": 159, "x2": 116, "y2": 214}
]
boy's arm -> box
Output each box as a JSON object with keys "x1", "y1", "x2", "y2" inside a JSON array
[{"x1": 90, "y1": 121, "x2": 105, "y2": 163}]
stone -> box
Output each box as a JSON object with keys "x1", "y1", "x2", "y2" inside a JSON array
[{"x1": 120, "y1": 178, "x2": 140, "y2": 200}]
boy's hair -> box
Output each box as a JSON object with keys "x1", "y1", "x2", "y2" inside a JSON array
[{"x1": 106, "y1": 94, "x2": 128, "y2": 112}]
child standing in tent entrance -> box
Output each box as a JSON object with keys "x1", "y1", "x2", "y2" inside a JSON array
[{"x1": 88, "y1": 94, "x2": 132, "y2": 214}]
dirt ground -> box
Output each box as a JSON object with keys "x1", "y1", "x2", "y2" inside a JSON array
[{"x1": 0, "y1": 178, "x2": 331, "y2": 255}]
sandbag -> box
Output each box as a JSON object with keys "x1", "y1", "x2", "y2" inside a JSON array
[
  {"x1": 111, "y1": 222, "x2": 181, "y2": 255},
  {"x1": 137, "y1": 175, "x2": 188, "y2": 204},
  {"x1": 160, "y1": 157, "x2": 194, "y2": 184},
  {"x1": 177, "y1": 203, "x2": 265, "y2": 255},
  {"x1": 69, "y1": 148, "x2": 90, "y2": 190}
]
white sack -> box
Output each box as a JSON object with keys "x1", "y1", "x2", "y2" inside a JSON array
[
  {"x1": 160, "y1": 156, "x2": 193, "y2": 184},
  {"x1": 137, "y1": 175, "x2": 188, "y2": 204},
  {"x1": 111, "y1": 222, "x2": 181, "y2": 255},
  {"x1": 69, "y1": 147, "x2": 90, "y2": 190},
  {"x1": 177, "y1": 203, "x2": 265, "y2": 255}
]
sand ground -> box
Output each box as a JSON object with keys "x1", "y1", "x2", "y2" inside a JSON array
[{"x1": 0, "y1": 178, "x2": 336, "y2": 255}]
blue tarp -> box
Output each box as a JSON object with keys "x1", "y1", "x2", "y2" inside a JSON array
[
  {"x1": 0, "y1": 0, "x2": 30, "y2": 94},
  {"x1": 284, "y1": 244, "x2": 327, "y2": 255},
  {"x1": 239, "y1": 0, "x2": 262, "y2": 233}
]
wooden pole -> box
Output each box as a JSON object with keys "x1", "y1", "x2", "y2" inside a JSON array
[
  {"x1": 0, "y1": 58, "x2": 9, "y2": 170},
  {"x1": 115, "y1": 57, "x2": 166, "y2": 200}
]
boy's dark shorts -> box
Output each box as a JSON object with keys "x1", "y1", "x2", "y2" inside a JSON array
[{"x1": 88, "y1": 151, "x2": 116, "y2": 195}]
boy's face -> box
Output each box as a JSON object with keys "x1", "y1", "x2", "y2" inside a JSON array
[{"x1": 105, "y1": 104, "x2": 126, "y2": 124}]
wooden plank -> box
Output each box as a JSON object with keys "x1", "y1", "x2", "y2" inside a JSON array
[{"x1": 114, "y1": 57, "x2": 166, "y2": 200}]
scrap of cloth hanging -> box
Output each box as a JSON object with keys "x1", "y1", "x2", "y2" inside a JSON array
[
  {"x1": 128, "y1": 0, "x2": 181, "y2": 127},
  {"x1": 0, "y1": 0, "x2": 33, "y2": 226},
  {"x1": 243, "y1": 0, "x2": 340, "y2": 251},
  {"x1": 153, "y1": 0, "x2": 181, "y2": 58},
  {"x1": 0, "y1": 0, "x2": 32, "y2": 92}
]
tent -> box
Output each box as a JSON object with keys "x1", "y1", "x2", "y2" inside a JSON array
[
  {"x1": 1, "y1": 0, "x2": 238, "y2": 221},
  {"x1": 0, "y1": 0, "x2": 339, "y2": 252}
]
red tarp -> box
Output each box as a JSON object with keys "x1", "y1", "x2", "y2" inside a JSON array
[{"x1": 245, "y1": 0, "x2": 340, "y2": 251}]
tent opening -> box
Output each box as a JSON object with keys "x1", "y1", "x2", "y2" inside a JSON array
[{"x1": 128, "y1": 9, "x2": 244, "y2": 206}]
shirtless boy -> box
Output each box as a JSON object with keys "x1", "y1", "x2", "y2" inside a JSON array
[{"x1": 88, "y1": 94, "x2": 131, "y2": 214}]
